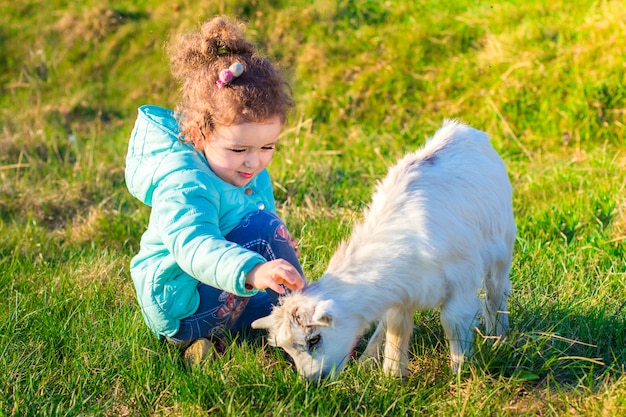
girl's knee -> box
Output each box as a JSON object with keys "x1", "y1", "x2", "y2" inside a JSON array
[
  {"x1": 227, "y1": 210, "x2": 304, "y2": 275},
  {"x1": 227, "y1": 210, "x2": 283, "y2": 241}
]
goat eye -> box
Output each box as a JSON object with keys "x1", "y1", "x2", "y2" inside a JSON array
[{"x1": 307, "y1": 334, "x2": 321, "y2": 351}]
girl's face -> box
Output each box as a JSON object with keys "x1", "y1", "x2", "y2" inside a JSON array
[{"x1": 203, "y1": 117, "x2": 282, "y2": 187}]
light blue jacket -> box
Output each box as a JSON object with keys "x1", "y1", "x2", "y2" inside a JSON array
[{"x1": 125, "y1": 105, "x2": 276, "y2": 337}]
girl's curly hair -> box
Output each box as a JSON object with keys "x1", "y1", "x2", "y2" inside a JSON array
[{"x1": 167, "y1": 17, "x2": 294, "y2": 148}]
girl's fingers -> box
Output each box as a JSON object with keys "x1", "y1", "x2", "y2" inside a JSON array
[
  {"x1": 282, "y1": 271, "x2": 305, "y2": 290},
  {"x1": 268, "y1": 282, "x2": 286, "y2": 294}
]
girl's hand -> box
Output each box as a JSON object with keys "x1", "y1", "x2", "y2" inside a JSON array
[{"x1": 245, "y1": 260, "x2": 305, "y2": 294}]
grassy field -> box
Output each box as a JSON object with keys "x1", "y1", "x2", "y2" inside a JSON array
[{"x1": 1, "y1": 0, "x2": 625, "y2": 415}]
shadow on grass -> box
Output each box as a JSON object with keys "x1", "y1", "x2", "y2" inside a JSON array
[
  {"x1": 342, "y1": 298, "x2": 625, "y2": 389},
  {"x1": 397, "y1": 299, "x2": 626, "y2": 388},
  {"x1": 489, "y1": 299, "x2": 626, "y2": 382}
]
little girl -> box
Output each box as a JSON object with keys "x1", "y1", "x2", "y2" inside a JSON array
[{"x1": 125, "y1": 16, "x2": 305, "y2": 365}]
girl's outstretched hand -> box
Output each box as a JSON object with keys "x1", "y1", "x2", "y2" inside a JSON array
[{"x1": 246, "y1": 259, "x2": 305, "y2": 294}]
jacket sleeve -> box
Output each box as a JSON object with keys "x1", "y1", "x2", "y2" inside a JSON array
[{"x1": 151, "y1": 169, "x2": 265, "y2": 296}]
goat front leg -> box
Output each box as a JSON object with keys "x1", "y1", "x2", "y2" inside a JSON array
[
  {"x1": 382, "y1": 307, "x2": 414, "y2": 377},
  {"x1": 360, "y1": 319, "x2": 385, "y2": 363}
]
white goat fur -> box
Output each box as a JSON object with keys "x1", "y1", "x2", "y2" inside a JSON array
[{"x1": 252, "y1": 120, "x2": 516, "y2": 380}]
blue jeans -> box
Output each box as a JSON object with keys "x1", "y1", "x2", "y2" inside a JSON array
[{"x1": 168, "y1": 210, "x2": 304, "y2": 344}]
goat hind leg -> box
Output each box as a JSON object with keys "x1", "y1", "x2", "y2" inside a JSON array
[
  {"x1": 483, "y1": 259, "x2": 511, "y2": 337},
  {"x1": 440, "y1": 295, "x2": 481, "y2": 374}
]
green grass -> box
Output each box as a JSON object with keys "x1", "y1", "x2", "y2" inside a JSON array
[{"x1": 1, "y1": 0, "x2": 625, "y2": 415}]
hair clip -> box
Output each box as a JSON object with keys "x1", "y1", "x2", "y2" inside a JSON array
[{"x1": 216, "y1": 62, "x2": 244, "y2": 88}]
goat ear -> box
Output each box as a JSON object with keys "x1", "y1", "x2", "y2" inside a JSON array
[
  {"x1": 312, "y1": 299, "x2": 334, "y2": 327},
  {"x1": 251, "y1": 315, "x2": 275, "y2": 330},
  {"x1": 251, "y1": 316, "x2": 280, "y2": 347}
]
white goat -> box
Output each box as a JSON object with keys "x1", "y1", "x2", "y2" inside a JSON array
[{"x1": 252, "y1": 120, "x2": 516, "y2": 380}]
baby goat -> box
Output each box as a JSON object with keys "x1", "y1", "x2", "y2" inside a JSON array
[{"x1": 252, "y1": 120, "x2": 516, "y2": 380}]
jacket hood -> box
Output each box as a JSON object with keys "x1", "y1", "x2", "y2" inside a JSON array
[{"x1": 125, "y1": 105, "x2": 206, "y2": 207}]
